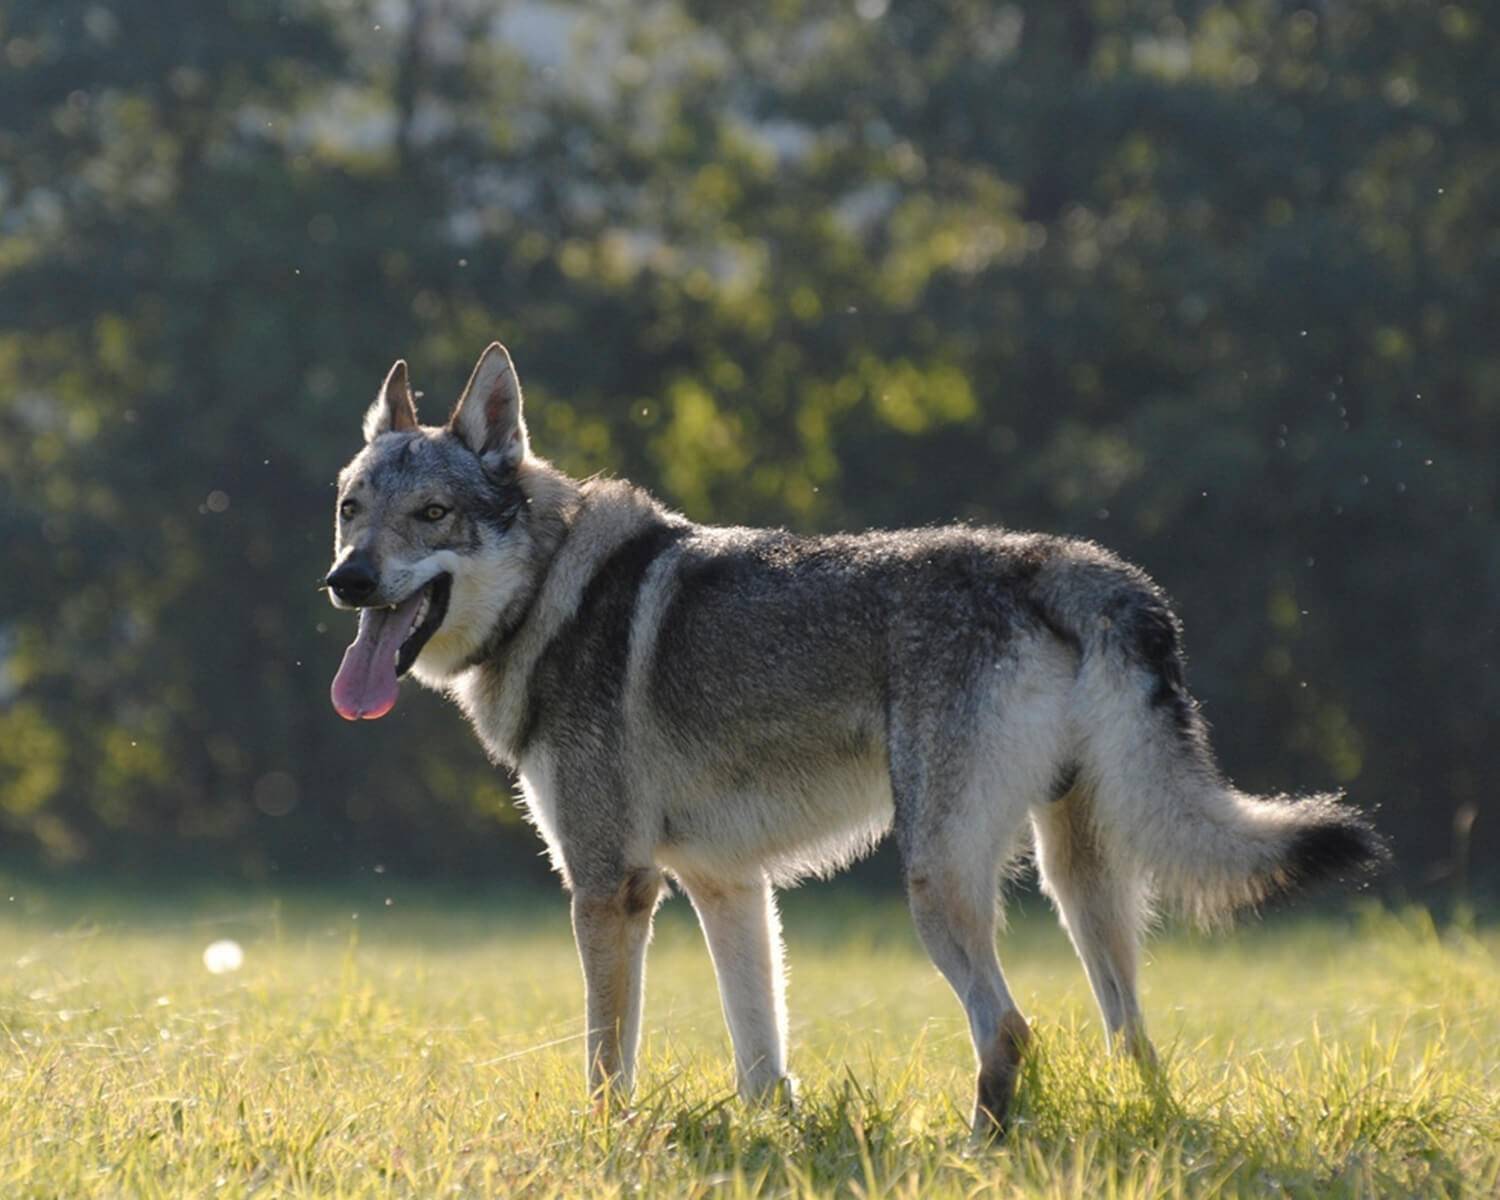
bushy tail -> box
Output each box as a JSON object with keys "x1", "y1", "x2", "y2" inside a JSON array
[{"x1": 1062, "y1": 582, "x2": 1389, "y2": 927}]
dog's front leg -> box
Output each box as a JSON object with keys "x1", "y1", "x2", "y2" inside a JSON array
[
  {"x1": 570, "y1": 869, "x2": 662, "y2": 1104},
  {"x1": 679, "y1": 870, "x2": 791, "y2": 1104}
]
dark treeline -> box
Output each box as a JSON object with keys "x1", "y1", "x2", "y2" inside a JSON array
[{"x1": 0, "y1": 0, "x2": 1494, "y2": 892}]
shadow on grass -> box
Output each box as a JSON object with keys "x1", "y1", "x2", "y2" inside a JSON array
[{"x1": 627, "y1": 1017, "x2": 1487, "y2": 1198}]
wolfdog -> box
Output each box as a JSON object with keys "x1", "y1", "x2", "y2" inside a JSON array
[{"x1": 324, "y1": 342, "x2": 1386, "y2": 1134}]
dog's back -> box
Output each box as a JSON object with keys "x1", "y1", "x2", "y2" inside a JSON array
[{"x1": 489, "y1": 503, "x2": 1383, "y2": 915}]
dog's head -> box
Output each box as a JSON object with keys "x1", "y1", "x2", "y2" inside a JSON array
[{"x1": 325, "y1": 343, "x2": 535, "y2": 719}]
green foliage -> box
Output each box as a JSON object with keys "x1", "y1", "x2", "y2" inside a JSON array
[
  {"x1": 0, "y1": 891, "x2": 1496, "y2": 1196},
  {"x1": 0, "y1": 0, "x2": 1495, "y2": 881}
]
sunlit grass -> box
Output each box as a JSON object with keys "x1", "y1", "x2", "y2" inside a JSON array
[{"x1": 0, "y1": 881, "x2": 1495, "y2": 1197}]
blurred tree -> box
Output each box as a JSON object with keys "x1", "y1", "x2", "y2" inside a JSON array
[
  {"x1": 0, "y1": 0, "x2": 1494, "y2": 889},
  {"x1": 0, "y1": 0, "x2": 523, "y2": 875}
]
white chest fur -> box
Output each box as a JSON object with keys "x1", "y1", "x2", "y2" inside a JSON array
[{"x1": 514, "y1": 748, "x2": 567, "y2": 877}]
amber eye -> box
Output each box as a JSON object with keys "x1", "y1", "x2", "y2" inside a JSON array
[
  {"x1": 417, "y1": 503, "x2": 451, "y2": 522},
  {"x1": 339, "y1": 499, "x2": 357, "y2": 520}
]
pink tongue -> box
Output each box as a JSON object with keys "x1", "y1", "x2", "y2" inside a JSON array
[{"x1": 330, "y1": 592, "x2": 426, "y2": 720}]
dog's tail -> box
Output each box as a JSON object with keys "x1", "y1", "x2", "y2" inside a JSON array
[{"x1": 1038, "y1": 556, "x2": 1389, "y2": 927}]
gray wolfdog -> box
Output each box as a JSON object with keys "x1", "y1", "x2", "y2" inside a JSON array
[{"x1": 325, "y1": 342, "x2": 1386, "y2": 1135}]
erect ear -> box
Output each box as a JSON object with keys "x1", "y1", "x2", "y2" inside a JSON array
[
  {"x1": 448, "y1": 341, "x2": 528, "y2": 474},
  {"x1": 363, "y1": 360, "x2": 420, "y2": 442}
]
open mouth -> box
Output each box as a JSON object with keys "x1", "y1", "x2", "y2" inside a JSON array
[
  {"x1": 330, "y1": 574, "x2": 452, "y2": 721},
  {"x1": 394, "y1": 573, "x2": 451, "y2": 677}
]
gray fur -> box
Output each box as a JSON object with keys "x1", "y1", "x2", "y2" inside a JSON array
[{"x1": 327, "y1": 343, "x2": 1389, "y2": 1136}]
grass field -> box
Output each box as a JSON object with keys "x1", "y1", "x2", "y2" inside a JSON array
[{"x1": 0, "y1": 879, "x2": 1495, "y2": 1198}]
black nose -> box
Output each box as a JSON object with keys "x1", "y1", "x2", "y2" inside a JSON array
[{"x1": 326, "y1": 556, "x2": 378, "y2": 605}]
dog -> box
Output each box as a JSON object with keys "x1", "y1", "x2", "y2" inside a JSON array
[{"x1": 324, "y1": 342, "x2": 1387, "y2": 1135}]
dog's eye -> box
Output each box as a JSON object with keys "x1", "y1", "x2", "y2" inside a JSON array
[
  {"x1": 339, "y1": 499, "x2": 357, "y2": 520},
  {"x1": 417, "y1": 503, "x2": 451, "y2": 522}
]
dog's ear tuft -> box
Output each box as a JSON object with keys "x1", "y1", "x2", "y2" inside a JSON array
[
  {"x1": 364, "y1": 360, "x2": 420, "y2": 442},
  {"x1": 449, "y1": 342, "x2": 528, "y2": 474}
]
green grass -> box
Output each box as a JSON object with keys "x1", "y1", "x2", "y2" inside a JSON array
[{"x1": 0, "y1": 880, "x2": 1496, "y2": 1198}]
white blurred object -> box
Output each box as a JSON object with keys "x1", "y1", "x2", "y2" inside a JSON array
[{"x1": 202, "y1": 939, "x2": 244, "y2": 974}]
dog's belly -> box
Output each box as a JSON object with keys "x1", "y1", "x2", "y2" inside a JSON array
[{"x1": 652, "y1": 750, "x2": 894, "y2": 885}]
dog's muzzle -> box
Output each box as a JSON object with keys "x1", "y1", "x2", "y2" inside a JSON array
[{"x1": 326, "y1": 551, "x2": 379, "y2": 606}]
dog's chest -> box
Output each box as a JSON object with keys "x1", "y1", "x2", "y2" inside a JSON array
[
  {"x1": 448, "y1": 665, "x2": 530, "y2": 766},
  {"x1": 447, "y1": 670, "x2": 567, "y2": 864},
  {"x1": 512, "y1": 748, "x2": 567, "y2": 871}
]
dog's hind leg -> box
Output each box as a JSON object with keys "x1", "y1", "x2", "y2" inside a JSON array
[
  {"x1": 888, "y1": 638, "x2": 1083, "y2": 1138},
  {"x1": 894, "y1": 764, "x2": 1033, "y2": 1139},
  {"x1": 678, "y1": 870, "x2": 790, "y2": 1103},
  {"x1": 1032, "y1": 788, "x2": 1156, "y2": 1068},
  {"x1": 571, "y1": 867, "x2": 663, "y2": 1104}
]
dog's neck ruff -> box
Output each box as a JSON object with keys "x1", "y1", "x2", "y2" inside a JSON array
[
  {"x1": 447, "y1": 477, "x2": 676, "y2": 767},
  {"x1": 459, "y1": 538, "x2": 566, "y2": 673},
  {"x1": 457, "y1": 466, "x2": 583, "y2": 674}
]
